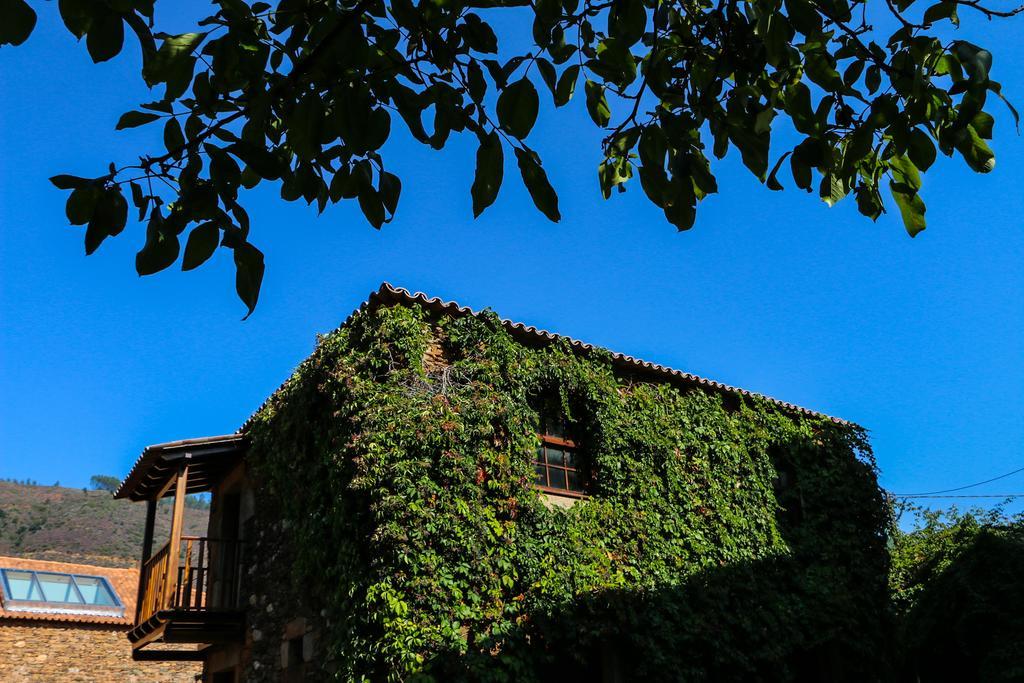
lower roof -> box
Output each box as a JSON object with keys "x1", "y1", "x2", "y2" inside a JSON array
[
  {"x1": 114, "y1": 434, "x2": 245, "y2": 501},
  {"x1": 0, "y1": 556, "x2": 136, "y2": 626}
]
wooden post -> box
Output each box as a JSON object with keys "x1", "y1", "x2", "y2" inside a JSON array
[
  {"x1": 163, "y1": 463, "x2": 189, "y2": 610},
  {"x1": 134, "y1": 499, "x2": 157, "y2": 623}
]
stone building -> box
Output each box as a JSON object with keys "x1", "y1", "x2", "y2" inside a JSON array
[
  {"x1": 0, "y1": 555, "x2": 200, "y2": 682},
  {"x1": 113, "y1": 284, "x2": 890, "y2": 682}
]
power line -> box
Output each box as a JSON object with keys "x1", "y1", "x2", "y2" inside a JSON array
[
  {"x1": 891, "y1": 464, "x2": 1024, "y2": 497},
  {"x1": 896, "y1": 494, "x2": 1024, "y2": 499}
]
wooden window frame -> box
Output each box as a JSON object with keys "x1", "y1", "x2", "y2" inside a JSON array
[{"x1": 532, "y1": 434, "x2": 588, "y2": 499}]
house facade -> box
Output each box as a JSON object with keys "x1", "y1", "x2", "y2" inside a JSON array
[
  {"x1": 115, "y1": 284, "x2": 891, "y2": 682},
  {"x1": 0, "y1": 555, "x2": 200, "y2": 682}
]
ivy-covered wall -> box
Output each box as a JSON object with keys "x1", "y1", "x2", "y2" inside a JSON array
[{"x1": 243, "y1": 302, "x2": 891, "y2": 682}]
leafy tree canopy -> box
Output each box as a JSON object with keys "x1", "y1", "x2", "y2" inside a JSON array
[
  {"x1": 2, "y1": 0, "x2": 1020, "y2": 315},
  {"x1": 89, "y1": 474, "x2": 121, "y2": 492}
]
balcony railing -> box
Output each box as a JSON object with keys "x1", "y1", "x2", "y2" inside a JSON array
[{"x1": 137, "y1": 536, "x2": 241, "y2": 626}]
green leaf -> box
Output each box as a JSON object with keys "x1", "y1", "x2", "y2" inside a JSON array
[
  {"x1": 819, "y1": 173, "x2": 848, "y2": 207},
  {"x1": 230, "y1": 142, "x2": 281, "y2": 180},
  {"x1": 907, "y1": 129, "x2": 937, "y2": 172},
  {"x1": 143, "y1": 33, "x2": 206, "y2": 86},
  {"x1": 923, "y1": 1, "x2": 958, "y2": 25},
  {"x1": 462, "y1": 14, "x2": 497, "y2": 54},
  {"x1": 233, "y1": 242, "x2": 265, "y2": 319},
  {"x1": 865, "y1": 65, "x2": 881, "y2": 94},
  {"x1": 86, "y1": 11, "x2": 124, "y2": 63},
  {"x1": 182, "y1": 221, "x2": 220, "y2": 271},
  {"x1": 164, "y1": 118, "x2": 185, "y2": 156},
  {"x1": 0, "y1": 0, "x2": 37, "y2": 46},
  {"x1": 889, "y1": 180, "x2": 927, "y2": 237},
  {"x1": 784, "y1": 83, "x2": 815, "y2": 134},
  {"x1": 49, "y1": 174, "x2": 91, "y2": 190},
  {"x1": 728, "y1": 125, "x2": 770, "y2": 180},
  {"x1": 379, "y1": 172, "x2": 402, "y2": 215},
  {"x1": 555, "y1": 65, "x2": 580, "y2": 107},
  {"x1": 804, "y1": 51, "x2": 842, "y2": 90},
  {"x1": 953, "y1": 124, "x2": 995, "y2": 173},
  {"x1": 584, "y1": 80, "x2": 611, "y2": 127},
  {"x1": 790, "y1": 153, "x2": 813, "y2": 191},
  {"x1": 889, "y1": 155, "x2": 922, "y2": 191},
  {"x1": 286, "y1": 95, "x2": 324, "y2": 160},
  {"x1": 66, "y1": 185, "x2": 101, "y2": 225},
  {"x1": 784, "y1": 0, "x2": 822, "y2": 35},
  {"x1": 57, "y1": 0, "x2": 92, "y2": 38},
  {"x1": 466, "y1": 61, "x2": 487, "y2": 102},
  {"x1": 608, "y1": 0, "x2": 646, "y2": 47},
  {"x1": 971, "y1": 111, "x2": 994, "y2": 139},
  {"x1": 471, "y1": 132, "x2": 504, "y2": 217},
  {"x1": 663, "y1": 177, "x2": 696, "y2": 231},
  {"x1": 594, "y1": 39, "x2": 637, "y2": 86},
  {"x1": 514, "y1": 148, "x2": 560, "y2": 222},
  {"x1": 116, "y1": 111, "x2": 161, "y2": 130},
  {"x1": 855, "y1": 185, "x2": 883, "y2": 220},
  {"x1": 497, "y1": 78, "x2": 539, "y2": 139},
  {"x1": 136, "y1": 212, "x2": 181, "y2": 275},
  {"x1": 209, "y1": 145, "x2": 242, "y2": 189},
  {"x1": 536, "y1": 58, "x2": 557, "y2": 99},
  {"x1": 84, "y1": 189, "x2": 127, "y2": 255},
  {"x1": 358, "y1": 186, "x2": 385, "y2": 228}
]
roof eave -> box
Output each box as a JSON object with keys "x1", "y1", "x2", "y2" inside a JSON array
[{"x1": 114, "y1": 434, "x2": 246, "y2": 501}]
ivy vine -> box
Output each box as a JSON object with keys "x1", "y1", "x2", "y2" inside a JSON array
[{"x1": 246, "y1": 303, "x2": 890, "y2": 681}]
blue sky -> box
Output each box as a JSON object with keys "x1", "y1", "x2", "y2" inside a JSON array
[{"x1": 1, "y1": 3, "x2": 1021, "y2": 510}]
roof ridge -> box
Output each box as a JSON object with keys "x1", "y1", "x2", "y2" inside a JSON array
[
  {"x1": 367, "y1": 283, "x2": 848, "y2": 425},
  {"x1": 235, "y1": 283, "x2": 849, "y2": 435}
]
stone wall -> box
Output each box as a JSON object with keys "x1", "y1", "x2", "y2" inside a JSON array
[
  {"x1": 238, "y1": 515, "x2": 329, "y2": 682},
  {"x1": 0, "y1": 620, "x2": 201, "y2": 683}
]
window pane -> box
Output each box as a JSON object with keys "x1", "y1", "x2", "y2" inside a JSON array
[
  {"x1": 4, "y1": 570, "x2": 40, "y2": 600},
  {"x1": 546, "y1": 447, "x2": 564, "y2": 466},
  {"x1": 546, "y1": 419, "x2": 565, "y2": 439},
  {"x1": 547, "y1": 467, "x2": 567, "y2": 490},
  {"x1": 566, "y1": 470, "x2": 583, "y2": 492},
  {"x1": 562, "y1": 449, "x2": 576, "y2": 468},
  {"x1": 533, "y1": 462, "x2": 548, "y2": 486},
  {"x1": 74, "y1": 576, "x2": 117, "y2": 606},
  {"x1": 38, "y1": 573, "x2": 81, "y2": 603}
]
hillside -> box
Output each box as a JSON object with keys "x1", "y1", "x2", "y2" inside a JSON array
[{"x1": 0, "y1": 481, "x2": 208, "y2": 568}]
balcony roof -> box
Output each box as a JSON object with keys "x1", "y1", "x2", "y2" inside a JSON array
[{"x1": 114, "y1": 434, "x2": 245, "y2": 501}]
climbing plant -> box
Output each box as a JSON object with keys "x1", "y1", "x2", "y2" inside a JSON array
[{"x1": 245, "y1": 302, "x2": 890, "y2": 681}]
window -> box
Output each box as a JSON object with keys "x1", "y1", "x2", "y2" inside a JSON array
[
  {"x1": 532, "y1": 414, "x2": 587, "y2": 497},
  {"x1": 0, "y1": 568, "x2": 123, "y2": 615}
]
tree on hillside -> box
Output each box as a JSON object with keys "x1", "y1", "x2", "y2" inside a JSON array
[
  {"x1": 89, "y1": 474, "x2": 121, "y2": 492},
  {"x1": 1, "y1": 0, "x2": 1020, "y2": 315}
]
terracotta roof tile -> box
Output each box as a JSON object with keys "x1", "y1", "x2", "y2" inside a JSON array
[{"x1": 0, "y1": 556, "x2": 136, "y2": 626}]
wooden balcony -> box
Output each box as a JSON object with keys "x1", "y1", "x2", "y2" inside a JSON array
[{"x1": 129, "y1": 535, "x2": 244, "y2": 658}]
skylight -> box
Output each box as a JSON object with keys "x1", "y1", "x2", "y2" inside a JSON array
[{"x1": 0, "y1": 568, "x2": 123, "y2": 616}]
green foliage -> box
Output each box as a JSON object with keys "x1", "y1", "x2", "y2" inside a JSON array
[
  {"x1": 246, "y1": 303, "x2": 890, "y2": 680},
  {"x1": 90, "y1": 474, "x2": 121, "y2": 492},
  {"x1": 889, "y1": 505, "x2": 1024, "y2": 682},
  {"x1": 1, "y1": 0, "x2": 1019, "y2": 314},
  {"x1": 0, "y1": 480, "x2": 208, "y2": 567}
]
